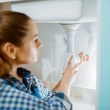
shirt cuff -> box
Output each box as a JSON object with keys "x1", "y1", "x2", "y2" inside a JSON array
[{"x1": 54, "y1": 92, "x2": 72, "y2": 110}]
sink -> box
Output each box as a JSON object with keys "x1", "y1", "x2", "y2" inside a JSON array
[{"x1": 12, "y1": 0, "x2": 82, "y2": 22}]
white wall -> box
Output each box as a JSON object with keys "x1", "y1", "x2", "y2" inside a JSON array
[
  {"x1": 22, "y1": 22, "x2": 97, "y2": 90},
  {"x1": 22, "y1": 23, "x2": 67, "y2": 81},
  {"x1": 74, "y1": 23, "x2": 97, "y2": 89}
]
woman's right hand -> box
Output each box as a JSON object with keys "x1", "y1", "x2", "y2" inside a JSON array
[
  {"x1": 53, "y1": 56, "x2": 79, "y2": 97},
  {"x1": 61, "y1": 56, "x2": 79, "y2": 87}
]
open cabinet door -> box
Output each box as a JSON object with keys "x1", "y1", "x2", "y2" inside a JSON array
[{"x1": 97, "y1": 0, "x2": 110, "y2": 109}]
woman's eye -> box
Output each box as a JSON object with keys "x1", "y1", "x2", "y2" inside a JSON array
[
  {"x1": 34, "y1": 39, "x2": 38, "y2": 45},
  {"x1": 35, "y1": 39, "x2": 38, "y2": 43}
]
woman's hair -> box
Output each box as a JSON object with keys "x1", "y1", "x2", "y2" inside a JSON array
[{"x1": 0, "y1": 11, "x2": 31, "y2": 77}]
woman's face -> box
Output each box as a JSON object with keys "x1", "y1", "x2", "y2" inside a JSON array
[{"x1": 16, "y1": 20, "x2": 42, "y2": 64}]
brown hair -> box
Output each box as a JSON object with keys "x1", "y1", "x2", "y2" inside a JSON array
[{"x1": 0, "y1": 11, "x2": 31, "y2": 77}]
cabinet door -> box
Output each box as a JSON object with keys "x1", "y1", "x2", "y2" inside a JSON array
[{"x1": 97, "y1": 0, "x2": 110, "y2": 109}]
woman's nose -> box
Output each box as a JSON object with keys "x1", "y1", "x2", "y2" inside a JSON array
[{"x1": 36, "y1": 39, "x2": 43, "y2": 49}]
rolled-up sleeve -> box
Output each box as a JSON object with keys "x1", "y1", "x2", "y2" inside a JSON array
[{"x1": 0, "y1": 84, "x2": 72, "y2": 110}]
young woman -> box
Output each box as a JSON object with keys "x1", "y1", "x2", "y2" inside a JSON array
[{"x1": 0, "y1": 11, "x2": 79, "y2": 110}]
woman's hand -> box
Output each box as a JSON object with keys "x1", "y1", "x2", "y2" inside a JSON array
[
  {"x1": 61, "y1": 56, "x2": 79, "y2": 87},
  {"x1": 53, "y1": 56, "x2": 79, "y2": 97},
  {"x1": 53, "y1": 53, "x2": 90, "y2": 97},
  {"x1": 79, "y1": 52, "x2": 90, "y2": 65}
]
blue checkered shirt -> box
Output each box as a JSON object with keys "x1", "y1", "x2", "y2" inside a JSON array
[{"x1": 0, "y1": 67, "x2": 72, "y2": 110}]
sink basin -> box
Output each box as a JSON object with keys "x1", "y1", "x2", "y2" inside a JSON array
[{"x1": 12, "y1": 0, "x2": 82, "y2": 21}]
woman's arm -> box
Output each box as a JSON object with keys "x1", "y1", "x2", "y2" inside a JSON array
[
  {"x1": 53, "y1": 56, "x2": 79, "y2": 97},
  {"x1": 42, "y1": 54, "x2": 88, "y2": 97}
]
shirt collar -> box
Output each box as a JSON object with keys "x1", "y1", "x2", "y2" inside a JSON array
[{"x1": 0, "y1": 67, "x2": 35, "y2": 94}]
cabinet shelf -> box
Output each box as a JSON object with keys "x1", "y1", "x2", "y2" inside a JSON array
[{"x1": 35, "y1": 17, "x2": 97, "y2": 24}]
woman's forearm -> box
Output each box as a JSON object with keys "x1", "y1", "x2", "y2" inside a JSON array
[
  {"x1": 52, "y1": 79, "x2": 71, "y2": 97},
  {"x1": 53, "y1": 56, "x2": 79, "y2": 97}
]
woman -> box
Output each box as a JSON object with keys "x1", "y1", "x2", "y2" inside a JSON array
[{"x1": 0, "y1": 11, "x2": 79, "y2": 110}]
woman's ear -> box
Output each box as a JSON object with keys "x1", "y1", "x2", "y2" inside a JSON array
[{"x1": 1, "y1": 42, "x2": 17, "y2": 60}]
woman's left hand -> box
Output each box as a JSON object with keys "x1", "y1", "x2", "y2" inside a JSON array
[{"x1": 79, "y1": 52, "x2": 90, "y2": 65}]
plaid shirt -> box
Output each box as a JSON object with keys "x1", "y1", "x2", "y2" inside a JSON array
[{"x1": 0, "y1": 67, "x2": 72, "y2": 110}]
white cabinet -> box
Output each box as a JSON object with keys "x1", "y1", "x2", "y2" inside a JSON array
[
  {"x1": 11, "y1": 0, "x2": 97, "y2": 23},
  {"x1": 12, "y1": 0, "x2": 82, "y2": 23},
  {"x1": 0, "y1": 0, "x2": 98, "y2": 90}
]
